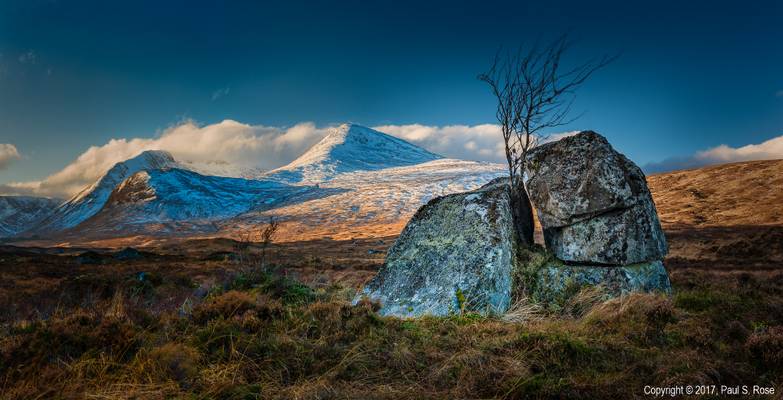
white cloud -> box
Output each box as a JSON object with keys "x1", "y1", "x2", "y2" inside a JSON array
[
  {"x1": 373, "y1": 123, "x2": 507, "y2": 163},
  {"x1": 0, "y1": 120, "x2": 331, "y2": 199},
  {"x1": 645, "y1": 133, "x2": 783, "y2": 173},
  {"x1": 0, "y1": 120, "x2": 578, "y2": 199},
  {"x1": 0, "y1": 144, "x2": 21, "y2": 169},
  {"x1": 372, "y1": 124, "x2": 576, "y2": 164}
]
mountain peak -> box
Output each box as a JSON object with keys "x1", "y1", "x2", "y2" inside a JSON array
[
  {"x1": 269, "y1": 124, "x2": 441, "y2": 183},
  {"x1": 125, "y1": 150, "x2": 177, "y2": 169},
  {"x1": 70, "y1": 150, "x2": 177, "y2": 202},
  {"x1": 30, "y1": 150, "x2": 180, "y2": 233}
]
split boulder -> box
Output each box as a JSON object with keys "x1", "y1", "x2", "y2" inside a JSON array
[{"x1": 526, "y1": 131, "x2": 668, "y2": 265}]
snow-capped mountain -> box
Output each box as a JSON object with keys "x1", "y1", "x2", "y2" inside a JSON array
[
  {"x1": 267, "y1": 123, "x2": 441, "y2": 183},
  {"x1": 0, "y1": 196, "x2": 62, "y2": 238},
  {"x1": 15, "y1": 123, "x2": 506, "y2": 244},
  {"x1": 70, "y1": 167, "x2": 337, "y2": 237},
  {"x1": 29, "y1": 150, "x2": 179, "y2": 234}
]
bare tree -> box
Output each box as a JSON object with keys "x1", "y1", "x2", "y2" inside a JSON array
[
  {"x1": 478, "y1": 35, "x2": 616, "y2": 244},
  {"x1": 234, "y1": 215, "x2": 279, "y2": 271},
  {"x1": 258, "y1": 216, "x2": 279, "y2": 268}
]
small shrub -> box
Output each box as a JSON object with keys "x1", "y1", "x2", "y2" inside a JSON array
[
  {"x1": 148, "y1": 342, "x2": 201, "y2": 387},
  {"x1": 264, "y1": 276, "x2": 315, "y2": 306},
  {"x1": 227, "y1": 270, "x2": 271, "y2": 291},
  {"x1": 745, "y1": 326, "x2": 783, "y2": 374},
  {"x1": 193, "y1": 291, "x2": 257, "y2": 322}
]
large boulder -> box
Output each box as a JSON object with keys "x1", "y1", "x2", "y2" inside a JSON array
[
  {"x1": 526, "y1": 131, "x2": 667, "y2": 265},
  {"x1": 526, "y1": 131, "x2": 648, "y2": 227},
  {"x1": 528, "y1": 259, "x2": 672, "y2": 305},
  {"x1": 357, "y1": 178, "x2": 533, "y2": 317}
]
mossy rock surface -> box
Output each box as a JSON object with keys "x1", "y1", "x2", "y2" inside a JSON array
[
  {"x1": 358, "y1": 179, "x2": 526, "y2": 317},
  {"x1": 526, "y1": 131, "x2": 668, "y2": 265},
  {"x1": 526, "y1": 259, "x2": 672, "y2": 306}
]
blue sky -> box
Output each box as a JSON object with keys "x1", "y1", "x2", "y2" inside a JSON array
[{"x1": 1, "y1": 0, "x2": 782, "y2": 196}]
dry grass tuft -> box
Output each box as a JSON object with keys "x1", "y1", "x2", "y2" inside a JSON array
[{"x1": 502, "y1": 297, "x2": 544, "y2": 323}]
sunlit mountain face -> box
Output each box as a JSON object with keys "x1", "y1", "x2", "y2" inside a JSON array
[{"x1": 2, "y1": 124, "x2": 505, "y2": 245}]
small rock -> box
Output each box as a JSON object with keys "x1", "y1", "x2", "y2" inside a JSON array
[{"x1": 193, "y1": 286, "x2": 209, "y2": 299}]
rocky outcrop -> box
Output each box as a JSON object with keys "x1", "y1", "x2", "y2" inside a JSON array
[
  {"x1": 358, "y1": 131, "x2": 671, "y2": 318},
  {"x1": 358, "y1": 178, "x2": 533, "y2": 317},
  {"x1": 526, "y1": 131, "x2": 668, "y2": 265}
]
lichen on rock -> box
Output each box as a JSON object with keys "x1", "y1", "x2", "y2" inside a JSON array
[
  {"x1": 529, "y1": 260, "x2": 672, "y2": 307},
  {"x1": 526, "y1": 131, "x2": 668, "y2": 265},
  {"x1": 544, "y1": 199, "x2": 668, "y2": 265},
  {"x1": 357, "y1": 178, "x2": 530, "y2": 317}
]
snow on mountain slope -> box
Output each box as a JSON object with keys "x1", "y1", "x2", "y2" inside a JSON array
[
  {"x1": 223, "y1": 159, "x2": 506, "y2": 241},
  {"x1": 15, "y1": 123, "x2": 506, "y2": 245},
  {"x1": 75, "y1": 167, "x2": 339, "y2": 235},
  {"x1": 29, "y1": 150, "x2": 179, "y2": 233},
  {"x1": 177, "y1": 160, "x2": 266, "y2": 180},
  {"x1": 0, "y1": 196, "x2": 62, "y2": 237},
  {"x1": 267, "y1": 123, "x2": 441, "y2": 184}
]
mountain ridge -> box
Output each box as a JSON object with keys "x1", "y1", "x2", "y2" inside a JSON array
[
  {"x1": 25, "y1": 150, "x2": 179, "y2": 234},
  {"x1": 9, "y1": 125, "x2": 460, "y2": 242},
  {"x1": 0, "y1": 196, "x2": 62, "y2": 237}
]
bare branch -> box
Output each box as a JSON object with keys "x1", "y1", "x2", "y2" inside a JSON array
[{"x1": 478, "y1": 34, "x2": 616, "y2": 194}]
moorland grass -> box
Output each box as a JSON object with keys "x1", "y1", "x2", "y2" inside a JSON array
[{"x1": 1, "y1": 266, "x2": 782, "y2": 399}]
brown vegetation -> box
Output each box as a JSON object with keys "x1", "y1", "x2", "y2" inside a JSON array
[
  {"x1": 1, "y1": 234, "x2": 782, "y2": 398},
  {"x1": 648, "y1": 159, "x2": 783, "y2": 269},
  {"x1": 1, "y1": 160, "x2": 782, "y2": 398}
]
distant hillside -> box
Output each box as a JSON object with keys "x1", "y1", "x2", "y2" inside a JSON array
[
  {"x1": 648, "y1": 159, "x2": 783, "y2": 228},
  {"x1": 0, "y1": 196, "x2": 61, "y2": 237},
  {"x1": 648, "y1": 159, "x2": 783, "y2": 268},
  {"x1": 28, "y1": 150, "x2": 179, "y2": 234}
]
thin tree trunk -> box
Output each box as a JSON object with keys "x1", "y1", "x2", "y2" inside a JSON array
[{"x1": 510, "y1": 183, "x2": 535, "y2": 246}]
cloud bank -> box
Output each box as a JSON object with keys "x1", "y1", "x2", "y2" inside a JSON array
[
  {"x1": 373, "y1": 124, "x2": 506, "y2": 163},
  {"x1": 0, "y1": 120, "x2": 581, "y2": 200},
  {"x1": 0, "y1": 144, "x2": 21, "y2": 170},
  {"x1": 1, "y1": 121, "x2": 332, "y2": 199},
  {"x1": 373, "y1": 124, "x2": 576, "y2": 164},
  {"x1": 645, "y1": 134, "x2": 783, "y2": 173}
]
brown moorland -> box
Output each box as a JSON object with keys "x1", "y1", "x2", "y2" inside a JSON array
[{"x1": 1, "y1": 160, "x2": 782, "y2": 399}]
